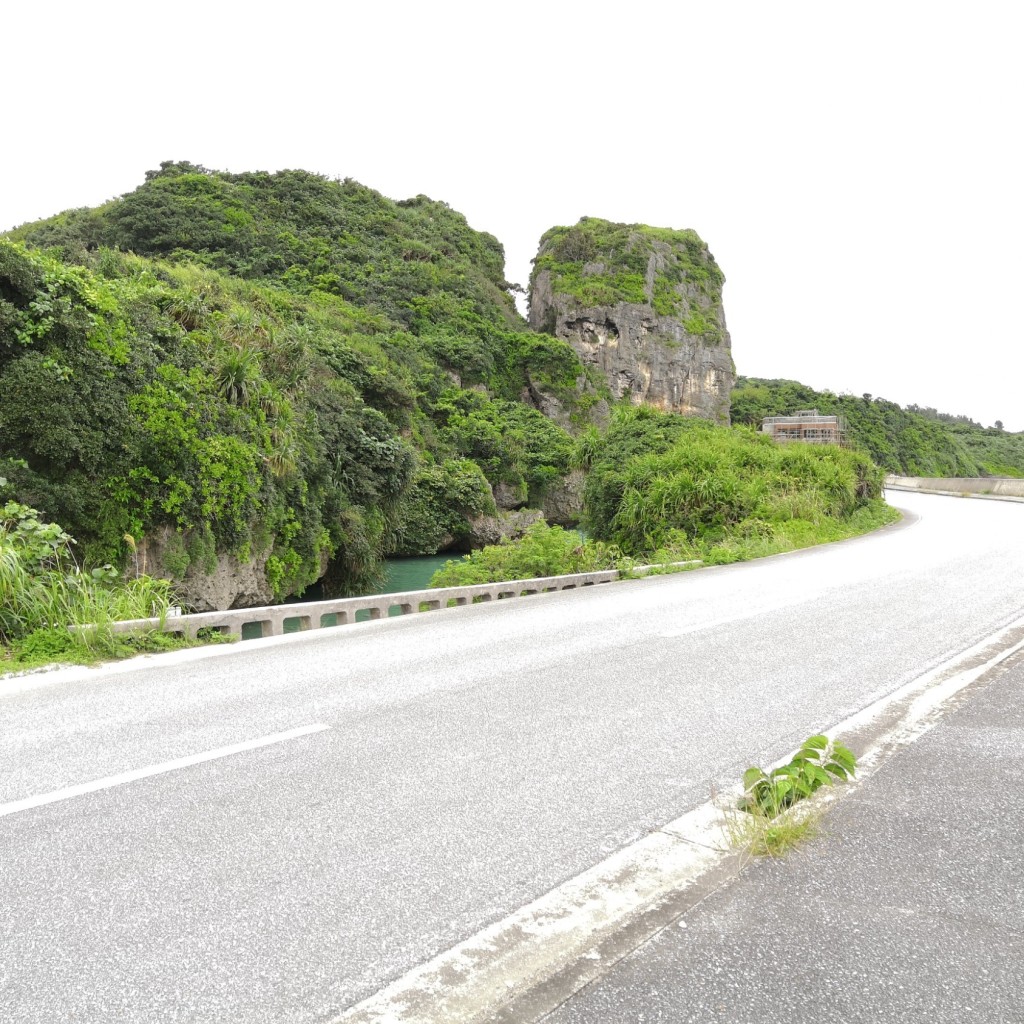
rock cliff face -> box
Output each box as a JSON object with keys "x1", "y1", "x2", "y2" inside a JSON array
[
  {"x1": 466, "y1": 508, "x2": 545, "y2": 548},
  {"x1": 528, "y1": 219, "x2": 734, "y2": 424},
  {"x1": 135, "y1": 526, "x2": 275, "y2": 611},
  {"x1": 135, "y1": 526, "x2": 331, "y2": 612}
]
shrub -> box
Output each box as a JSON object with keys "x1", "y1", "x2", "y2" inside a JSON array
[
  {"x1": 428, "y1": 522, "x2": 629, "y2": 587},
  {"x1": 583, "y1": 406, "x2": 884, "y2": 557},
  {"x1": 391, "y1": 459, "x2": 495, "y2": 556}
]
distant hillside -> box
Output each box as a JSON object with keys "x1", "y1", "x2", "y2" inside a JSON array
[
  {"x1": 903, "y1": 405, "x2": 1024, "y2": 478},
  {"x1": 731, "y1": 377, "x2": 1024, "y2": 477}
]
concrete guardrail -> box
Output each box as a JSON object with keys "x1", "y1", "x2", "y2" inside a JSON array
[
  {"x1": 101, "y1": 569, "x2": 623, "y2": 641},
  {"x1": 93, "y1": 561, "x2": 702, "y2": 643}
]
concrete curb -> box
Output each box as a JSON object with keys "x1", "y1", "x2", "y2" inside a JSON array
[
  {"x1": 92, "y1": 570, "x2": 622, "y2": 640},
  {"x1": 74, "y1": 564, "x2": 703, "y2": 643}
]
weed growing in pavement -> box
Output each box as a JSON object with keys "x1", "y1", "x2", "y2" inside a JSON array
[
  {"x1": 725, "y1": 735, "x2": 857, "y2": 858},
  {"x1": 741, "y1": 735, "x2": 856, "y2": 816},
  {"x1": 724, "y1": 801, "x2": 821, "y2": 859}
]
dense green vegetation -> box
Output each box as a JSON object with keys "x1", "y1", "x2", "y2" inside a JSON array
[
  {"x1": 531, "y1": 218, "x2": 727, "y2": 342},
  {"x1": 0, "y1": 499, "x2": 204, "y2": 670},
  {"x1": 431, "y1": 407, "x2": 895, "y2": 584},
  {"x1": 905, "y1": 405, "x2": 1024, "y2": 478},
  {"x1": 7, "y1": 163, "x2": 957, "y2": 629},
  {"x1": 580, "y1": 406, "x2": 892, "y2": 564},
  {"x1": 2, "y1": 163, "x2": 593, "y2": 600},
  {"x1": 732, "y1": 377, "x2": 1024, "y2": 477},
  {"x1": 428, "y1": 521, "x2": 628, "y2": 587}
]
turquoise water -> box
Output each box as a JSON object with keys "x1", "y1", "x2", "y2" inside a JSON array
[
  {"x1": 351, "y1": 553, "x2": 457, "y2": 622},
  {"x1": 379, "y1": 553, "x2": 456, "y2": 595}
]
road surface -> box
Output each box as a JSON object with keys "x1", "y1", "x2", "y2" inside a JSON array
[{"x1": 2, "y1": 490, "x2": 1022, "y2": 1022}]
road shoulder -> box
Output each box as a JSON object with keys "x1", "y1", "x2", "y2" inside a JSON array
[{"x1": 541, "y1": 650, "x2": 1024, "y2": 1023}]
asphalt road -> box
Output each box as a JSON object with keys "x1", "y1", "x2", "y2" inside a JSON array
[{"x1": 2, "y1": 490, "x2": 1023, "y2": 1022}]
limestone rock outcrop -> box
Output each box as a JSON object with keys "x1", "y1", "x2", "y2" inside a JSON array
[
  {"x1": 466, "y1": 508, "x2": 544, "y2": 548},
  {"x1": 528, "y1": 219, "x2": 734, "y2": 424},
  {"x1": 540, "y1": 469, "x2": 585, "y2": 526},
  {"x1": 134, "y1": 526, "x2": 274, "y2": 611},
  {"x1": 134, "y1": 525, "x2": 329, "y2": 611}
]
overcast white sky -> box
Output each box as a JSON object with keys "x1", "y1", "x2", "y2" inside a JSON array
[{"x1": 4, "y1": 1, "x2": 1022, "y2": 429}]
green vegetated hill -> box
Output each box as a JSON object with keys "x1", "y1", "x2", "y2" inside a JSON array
[
  {"x1": 581, "y1": 407, "x2": 888, "y2": 560},
  {"x1": 2, "y1": 162, "x2": 922, "y2": 620},
  {"x1": 1, "y1": 162, "x2": 597, "y2": 602},
  {"x1": 731, "y1": 377, "x2": 1024, "y2": 477},
  {"x1": 903, "y1": 405, "x2": 1024, "y2": 478}
]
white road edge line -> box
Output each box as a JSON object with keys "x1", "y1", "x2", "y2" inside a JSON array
[
  {"x1": 334, "y1": 613, "x2": 1024, "y2": 1024},
  {"x1": 0, "y1": 723, "x2": 331, "y2": 819}
]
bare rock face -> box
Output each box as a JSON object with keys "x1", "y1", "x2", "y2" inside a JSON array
[
  {"x1": 134, "y1": 526, "x2": 275, "y2": 611},
  {"x1": 178, "y1": 553, "x2": 275, "y2": 612},
  {"x1": 519, "y1": 370, "x2": 610, "y2": 433},
  {"x1": 541, "y1": 469, "x2": 585, "y2": 526},
  {"x1": 466, "y1": 508, "x2": 544, "y2": 548},
  {"x1": 493, "y1": 479, "x2": 529, "y2": 511},
  {"x1": 136, "y1": 525, "x2": 329, "y2": 611},
  {"x1": 529, "y1": 220, "x2": 734, "y2": 424}
]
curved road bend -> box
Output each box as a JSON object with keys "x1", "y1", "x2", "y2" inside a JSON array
[{"x1": 2, "y1": 490, "x2": 1023, "y2": 1022}]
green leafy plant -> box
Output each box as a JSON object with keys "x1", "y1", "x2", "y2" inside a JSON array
[
  {"x1": 720, "y1": 735, "x2": 857, "y2": 859},
  {"x1": 740, "y1": 735, "x2": 856, "y2": 818},
  {"x1": 428, "y1": 521, "x2": 629, "y2": 587}
]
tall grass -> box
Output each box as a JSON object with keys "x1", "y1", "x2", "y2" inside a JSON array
[
  {"x1": 0, "y1": 536, "x2": 30, "y2": 641},
  {"x1": 1, "y1": 517, "x2": 174, "y2": 664},
  {"x1": 584, "y1": 408, "x2": 887, "y2": 557}
]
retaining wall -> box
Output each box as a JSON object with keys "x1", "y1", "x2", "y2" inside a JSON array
[{"x1": 886, "y1": 475, "x2": 1024, "y2": 500}]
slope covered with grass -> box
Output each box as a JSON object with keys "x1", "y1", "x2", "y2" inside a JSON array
[{"x1": 581, "y1": 406, "x2": 892, "y2": 563}]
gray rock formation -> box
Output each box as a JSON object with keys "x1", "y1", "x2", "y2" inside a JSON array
[
  {"x1": 492, "y1": 479, "x2": 529, "y2": 511},
  {"x1": 529, "y1": 221, "x2": 734, "y2": 424},
  {"x1": 134, "y1": 526, "x2": 275, "y2": 611},
  {"x1": 541, "y1": 469, "x2": 585, "y2": 526},
  {"x1": 519, "y1": 371, "x2": 610, "y2": 433},
  {"x1": 466, "y1": 508, "x2": 544, "y2": 548}
]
